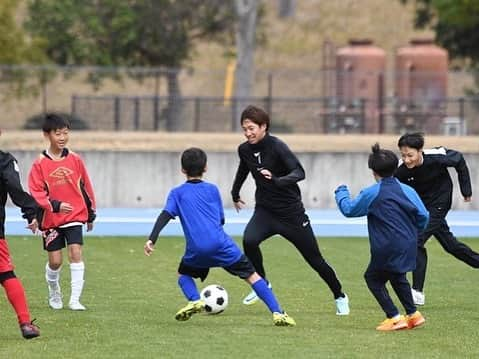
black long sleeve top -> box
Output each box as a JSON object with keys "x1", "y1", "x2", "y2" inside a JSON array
[
  {"x1": 395, "y1": 147, "x2": 472, "y2": 212},
  {"x1": 231, "y1": 133, "x2": 306, "y2": 219},
  {"x1": 0, "y1": 151, "x2": 38, "y2": 238}
]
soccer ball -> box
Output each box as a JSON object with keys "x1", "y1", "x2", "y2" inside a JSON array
[{"x1": 200, "y1": 284, "x2": 228, "y2": 314}]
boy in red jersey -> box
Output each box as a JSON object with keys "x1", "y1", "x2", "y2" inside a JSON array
[
  {"x1": 0, "y1": 129, "x2": 40, "y2": 339},
  {"x1": 28, "y1": 113, "x2": 96, "y2": 311}
]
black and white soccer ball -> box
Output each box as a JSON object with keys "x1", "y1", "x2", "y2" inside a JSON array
[{"x1": 200, "y1": 284, "x2": 228, "y2": 314}]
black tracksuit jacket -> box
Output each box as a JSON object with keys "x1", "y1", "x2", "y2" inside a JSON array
[
  {"x1": 395, "y1": 147, "x2": 472, "y2": 214},
  {"x1": 0, "y1": 151, "x2": 38, "y2": 238},
  {"x1": 231, "y1": 133, "x2": 306, "y2": 219}
]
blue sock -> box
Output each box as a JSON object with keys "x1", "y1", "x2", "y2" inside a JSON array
[
  {"x1": 252, "y1": 278, "x2": 282, "y2": 313},
  {"x1": 178, "y1": 275, "x2": 200, "y2": 301}
]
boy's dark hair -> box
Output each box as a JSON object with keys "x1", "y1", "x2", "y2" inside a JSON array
[
  {"x1": 240, "y1": 105, "x2": 270, "y2": 131},
  {"x1": 42, "y1": 113, "x2": 71, "y2": 133},
  {"x1": 181, "y1": 147, "x2": 207, "y2": 177},
  {"x1": 368, "y1": 143, "x2": 398, "y2": 177},
  {"x1": 397, "y1": 132, "x2": 424, "y2": 150}
]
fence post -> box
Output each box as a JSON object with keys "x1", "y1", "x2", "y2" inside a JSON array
[
  {"x1": 113, "y1": 96, "x2": 120, "y2": 131},
  {"x1": 266, "y1": 72, "x2": 273, "y2": 115},
  {"x1": 153, "y1": 96, "x2": 160, "y2": 131},
  {"x1": 231, "y1": 98, "x2": 238, "y2": 131},
  {"x1": 134, "y1": 97, "x2": 140, "y2": 130},
  {"x1": 194, "y1": 97, "x2": 200, "y2": 132},
  {"x1": 71, "y1": 95, "x2": 77, "y2": 117}
]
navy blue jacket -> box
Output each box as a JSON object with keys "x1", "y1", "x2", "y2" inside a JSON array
[{"x1": 335, "y1": 177, "x2": 429, "y2": 272}]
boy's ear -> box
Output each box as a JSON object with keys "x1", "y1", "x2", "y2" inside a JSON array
[
  {"x1": 204, "y1": 165, "x2": 207, "y2": 173},
  {"x1": 181, "y1": 168, "x2": 186, "y2": 175}
]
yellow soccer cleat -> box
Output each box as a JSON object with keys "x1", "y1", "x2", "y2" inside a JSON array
[
  {"x1": 273, "y1": 312, "x2": 296, "y2": 327},
  {"x1": 175, "y1": 300, "x2": 205, "y2": 321}
]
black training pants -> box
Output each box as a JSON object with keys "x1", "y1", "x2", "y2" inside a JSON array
[
  {"x1": 413, "y1": 208, "x2": 479, "y2": 291},
  {"x1": 242, "y1": 206, "x2": 344, "y2": 299}
]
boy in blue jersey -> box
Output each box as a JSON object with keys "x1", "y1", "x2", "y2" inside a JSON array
[
  {"x1": 144, "y1": 147, "x2": 295, "y2": 326},
  {"x1": 335, "y1": 143, "x2": 429, "y2": 331}
]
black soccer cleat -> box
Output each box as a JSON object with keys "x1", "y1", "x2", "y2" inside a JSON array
[{"x1": 20, "y1": 319, "x2": 40, "y2": 340}]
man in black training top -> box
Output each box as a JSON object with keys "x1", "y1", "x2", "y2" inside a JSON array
[
  {"x1": 395, "y1": 132, "x2": 478, "y2": 306},
  {"x1": 231, "y1": 105, "x2": 349, "y2": 315}
]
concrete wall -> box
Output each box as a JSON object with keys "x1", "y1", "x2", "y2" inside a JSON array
[{"x1": 12, "y1": 150, "x2": 479, "y2": 210}]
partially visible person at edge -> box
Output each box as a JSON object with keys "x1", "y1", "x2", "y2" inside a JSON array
[
  {"x1": 28, "y1": 113, "x2": 96, "y2": 311},
  {"x1": 336, "y1": 143, "x2": 428, "y2": 331},
  {"x1": 230, "y1": 105, "x2": 349, "y2": 315},
  {"x1": 395, "y1": 132, "x2": 478, "y2": 306},
  {"x1": 0, "y1": 128, "x2": 40, "y2": 339}
]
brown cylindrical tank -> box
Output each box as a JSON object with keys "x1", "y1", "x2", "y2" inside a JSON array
[
  {"x1": 395, "y1": 38, "x2": 448, "y2": 101},
  {"x1": 335, "y1": 39, "x2": 386, "y2": 133},
  {"x1": 394, "y1": 39, "x2": 448, "y2": 133}
]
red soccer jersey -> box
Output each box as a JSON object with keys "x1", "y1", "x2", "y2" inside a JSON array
[{"x1": 28, "y1": 149, "x2": 96, "y2": 230}]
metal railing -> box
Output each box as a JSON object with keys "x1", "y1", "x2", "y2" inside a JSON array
[{"x1": 71, "y1": 95, "x2": 479, "y2": 135}]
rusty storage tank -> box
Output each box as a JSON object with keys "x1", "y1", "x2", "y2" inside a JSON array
[
  {"x1": 394, "y1": 39, "x2": 448, "y2": 133},
  {"x1": 334, "y1": 39, "x2": 386, "y2": 133}
]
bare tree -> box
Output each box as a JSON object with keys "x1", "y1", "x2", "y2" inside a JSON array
[{"x1": 233, "y1": 0, "x2": 259, "y2": 129}]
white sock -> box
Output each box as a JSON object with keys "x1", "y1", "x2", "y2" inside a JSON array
[
  {"x1": 70, "y1": 262, "x2": 85, "y2": 304},
  {"x1": 45, "y1": 262, "x2": 61, "y2": 293}
]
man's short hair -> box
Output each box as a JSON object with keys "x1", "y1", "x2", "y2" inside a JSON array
[
  {"x1": 240, "y1": 105, "x2": 270, "y2": 131},
  {"x1": 397, "y1": 132, "x2": 424, "y2": 150}
]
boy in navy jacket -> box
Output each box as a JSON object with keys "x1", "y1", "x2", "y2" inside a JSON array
[{"x1": 335, "y1": 143, "x2": 429, "y2": 331}]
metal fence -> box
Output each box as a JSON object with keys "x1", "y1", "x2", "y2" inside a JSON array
[
  {"x1": 71, "y1": 94, "x2": 479, "y2": 135},
  {"x1": 1, "y1": 65, "x2": 479, "y2": 134}
]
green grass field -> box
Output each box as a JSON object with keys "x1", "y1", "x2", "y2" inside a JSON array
[{"x1": 1, "y1": 236, "x2": 478, "y2": 358}]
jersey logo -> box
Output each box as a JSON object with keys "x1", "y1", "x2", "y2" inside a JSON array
[
  {"x1": 49, "y1": 167, "x2": 74, "y2": 179},
  {"x1": 407, "y1": 177, "x2": 414, "y2": 182},
  {"x1": 253, "y1": 152, "x2": 262, "y2": 164},
  {"x1": 302, "y1": 220, "x2": 309, "y2": 227},
  {"x1": 13, "y1": 161, "x2": 19, "y2": 173}
]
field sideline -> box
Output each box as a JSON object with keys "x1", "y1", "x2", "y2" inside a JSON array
[{"x1": 1, "y1": 236, "x2": 478, "y2": 358}]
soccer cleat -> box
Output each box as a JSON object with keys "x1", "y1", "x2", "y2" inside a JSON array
[
  {"x1": 48, "y1": 289, "x2": 63, "y2": 310},
  {"x1": 273, "y1": 312, "x2": 296, "y2": 326},
  {"x1": 376, "y1": 315, "x2": 408, "y2": 331},
  {"x1": 175, "y1": 300, "x2": 205, "y2": 321},
  {"x1": 411, "y1": 288, "x2": 425, "y2": 306},
  {"x1": 407, "y1": 311, "x2": 425, "y2": 329},
  {"x1": 68, "y1": 301, "x2": 86, "y2": 311},
  {"x1": 335, "y1": 294, "x2": 350, "y2": 315},
  {"x1": 242, "y1": 282, "x2": 272, "y2": 305},
  {"x1": 20, "y1": 320, "x2": 40, "y2": 340}
]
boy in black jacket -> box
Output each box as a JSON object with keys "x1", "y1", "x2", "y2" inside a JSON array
[{"x1": 395, "y1": 132, "x2": 478, "y2": 305}]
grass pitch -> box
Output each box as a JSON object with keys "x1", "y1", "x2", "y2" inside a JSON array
[{"x1": 1, "y1": 236, "x2": 478, "y2": 358}]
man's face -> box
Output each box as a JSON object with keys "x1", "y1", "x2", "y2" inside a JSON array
[
  {"x1": 399, "y1": 146, "x2": 422, "y2": 169},
  {"x1": 241, "y1": 119, "x2": 267, "y2": 144}
]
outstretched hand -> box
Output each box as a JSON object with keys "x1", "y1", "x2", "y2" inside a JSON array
[{"x1": 144, "y1": 240, "x2": 155, "y2": 256}]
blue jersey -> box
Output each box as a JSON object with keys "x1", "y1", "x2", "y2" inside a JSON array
[
  {"x1": 335, "y1": 177, "x2": 429, "y2": 272},
  {"x1": 164, "y1": 180, "x2": 242, "y2": 268}
]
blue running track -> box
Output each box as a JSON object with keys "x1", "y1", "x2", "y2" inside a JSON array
[{"x1": 5, "y1": 207, "x2": 479, "y2": 238}]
